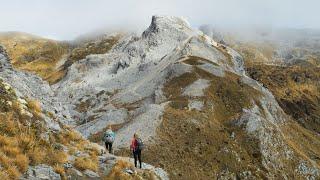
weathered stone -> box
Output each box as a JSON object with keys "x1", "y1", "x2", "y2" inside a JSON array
[
  {"x1": 188, "y1": 100, "x2": 204, "y2": 111},
  {"x1": 83, "y1": 169, "x2": 100, "y2": 178},
  {"x1": 69, "y1": 168, "x2": 83, "y2": 177},
  {"x1": 22, "y1": 164, "x2": 61, "y2": 180}
]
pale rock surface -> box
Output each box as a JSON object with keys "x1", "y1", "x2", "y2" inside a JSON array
[
  {"x1": 188, "y1": 100, "x2": 204, "y2": 111},
  {"x1": 182, "y1": 79, "x2": 210, "y2": 97},
  {"x1": 0, "y1": 46, "x2": 69, "y2": 131},
  {"x1": 21, "y1": 164, "x2": 61, "y2": 180},
  {"x1": 83, "y1": 169, "x2": 100, "y2": 178},
  {"x1": 53, "y1": 15, "x2": 244, "y2": 147}
]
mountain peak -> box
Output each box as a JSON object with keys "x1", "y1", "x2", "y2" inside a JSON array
[
  {"x1": 142, "y1": 15, "x2": 193, "y2": 43},
  {"x1": 150, "y1": 15, "x2": 190, "y2": 30}
]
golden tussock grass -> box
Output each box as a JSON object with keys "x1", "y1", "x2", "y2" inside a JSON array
[
  {"x1": 74, "y1": 156, "x2": 98, "y2": 172},
  {"x1": 27, "y1": 147, "x2": 46, "y2": 165},
  {"x1": 0, "y1": 153, "x2": 12, "y2": 168},
  {"x1": 6, "y1": 166, "x2": 21, "y2": 179},
  {"x1": 45, "y1": 69, "x2": 67, "y2": 85},
  {"x1": 53, "y1": 164, "x2": 66, "y2": 178},
  {"x1": 0, "y1": 81, "x2": 100, "y2": 178},
  {"x1": 26, "y1": 99, "x2": 42, "y2": 117},
  {"x1": 0, "y1": 171, "x2": 9, "y2": 180},
  {"x1": 68, "y1": 147, "x2": 77, "y2": 155},
  {"x1": 281, "y1": 121, "x2": 320, "y2": 167},
  {"x1": 18, "y1": 134, "x2": 36, "y2": 153},
  {"x1": 104, "y1": 160, "x2": 134, "y2": 180},
  {"x1": 45, "y1": 150, "x2": 68, "y2": 165},
  {"x1": 0, "y1": 105, "x2": 82, "y2": 177},
  {"x1": 2, "y1": 146, "x2": 20, "y2": 157},
  {"x1": 64, "y1": 130, "x2": 83, "y2": 142},
  {"x1": 0, "y1": 135, "x2": 11, "y2": 146},
  {"x1": 14, "y1": 154, "x2": 29, "y2": 172},
  {"x1": 103, "y1": 159, "x2": 157, "y2": 180},
  {"x1": 0, "y1": 113, "x2": 19, "y2": 136}
]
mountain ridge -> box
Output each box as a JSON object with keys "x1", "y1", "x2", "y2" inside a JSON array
[{"x1": 0, "y1": 15, "x2": 320, "y2": 179}]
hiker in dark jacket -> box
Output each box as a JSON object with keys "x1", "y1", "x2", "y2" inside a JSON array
[
  {"x1": 103, "y1": 125, "x2": 115, "y2": 154},
  {"x1": 130, "y1": 133, "x2": 143, "y2": 168}
]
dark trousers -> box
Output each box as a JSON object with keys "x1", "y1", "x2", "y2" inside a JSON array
[
  {"x1": 133, "y1": 149, "x2": 142, "y2": 168},
  {"x1": 105, "y1": 142, "x2": 112, "y2": 153}
]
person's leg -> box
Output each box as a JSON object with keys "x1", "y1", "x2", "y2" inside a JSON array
[
  {"x1": 109, "y1": 143, "x2": 113, "y2": 154},
  {"x1": 138, "y1": 150, "x2": 142, "y2": 168},
  {"x1": 105, "y1": 142, "x2": 109, "y2": 153},
  {"x1": 133, "y1": 151, "x2": 137, "y2": 168}
]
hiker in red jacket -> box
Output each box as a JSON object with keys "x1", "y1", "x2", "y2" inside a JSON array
[{"x1": 130, "y1": 133, "x2": 144, "y2": 168}]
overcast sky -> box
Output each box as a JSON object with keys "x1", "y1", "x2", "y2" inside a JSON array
[{"x1": 0, "y1": 0, "x2": 319, "y2": 40}]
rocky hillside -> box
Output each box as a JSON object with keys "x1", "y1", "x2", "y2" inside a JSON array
[
  {"x1": 201, "y1": 26, "x2": 320, "y2": 135},
  {"x1": 1, "y1": 16, "x2": 320, "y2": 179},
  {"x1": 0, "y1": 31, "x2": 122, "y2": 84},
  {"x1": 0, "y1": 32, "x2": 69, "y2": 83},
  {"x1": 51, "y1": 16, "x2": 320, "y2": 179},
  {"x1": 0, "y1": 45, "x2": 167, "y2": 180}
]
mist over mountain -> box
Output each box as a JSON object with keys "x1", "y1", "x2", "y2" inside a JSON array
[
  {"x1": 1, "y1": 0, "x2": 320, "y2": 40},
  {"x1": 0, "y1": 1, "x2": 320, "y2": 179}
]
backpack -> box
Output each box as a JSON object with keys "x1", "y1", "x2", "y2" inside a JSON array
[
  {"x1": 104, "y1": 131, "x2": 115, "y2": 143},
  {"x1": 136, "y1": 138, "x2": 144, "y2": 151}
]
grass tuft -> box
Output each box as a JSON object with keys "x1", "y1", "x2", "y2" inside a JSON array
[{"x1": 74, "y1": 157, "x2": 98, "y2": 171}]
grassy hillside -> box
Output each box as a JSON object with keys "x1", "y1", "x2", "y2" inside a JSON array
[
  {"x1": 0, "y1": 32, "x2": 122, "y2": 85},
  {"x1": 246, "y1": 63, "x2": 320, "y2": 133},
  {"x1": 114, "y1": 56, "x2": 320, "y2": 179},
  {"x1": 230, "y1": 40, "x2": 320, "y2": 134},
  {"x1": 64, "y1": 34, "x2": 122, "y2": 69},
  {"x1": 0, "y1": 79, "x2": 100, "y2": 179},
  {"x1": 0, "y1": 32, "x2": 70, "y2": 84}
]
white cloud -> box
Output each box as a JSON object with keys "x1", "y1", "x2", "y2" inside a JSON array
[{"x1": 0, "y1": 0, "x2": 318, "y2": 40}]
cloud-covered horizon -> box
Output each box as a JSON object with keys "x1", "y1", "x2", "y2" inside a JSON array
[{"x1": 0, "y1": 0, "x2": 319, "y2": 40}]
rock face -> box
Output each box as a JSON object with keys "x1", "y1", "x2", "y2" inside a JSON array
[
  {"x1": 21, "y1": 164, "x2": 61, "y2": 180},
  {"x1": 54, "y1": 15, "x2": 245, "y2": 140},
  {"x1": 52, "y1": 16, "x2": 320, "y2": 179},
  {"x1": 0, "y1": 45, "x2": 71, "y2": 130},
  {"x1": 0, "y1": 41, "x2": 168, "y2": 180}
]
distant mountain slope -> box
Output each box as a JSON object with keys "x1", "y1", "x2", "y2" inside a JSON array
[
  {"x1": 0, "y1": 31, "x2": 122, "y2": 84},
  {"x1": 0, "y1": 32, "x2": 70, "y2": 83},
  {"x1": 201, "y1": 25, "x2": 320, "y2": 134}
]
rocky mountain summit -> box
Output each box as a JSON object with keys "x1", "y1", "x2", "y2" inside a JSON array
[
  {"x1": 0, "y1": 15, "x2": 320, "y2": 179},
  {"x1": 51, "y1": 16, "x2": 320, "y2": 179}
]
